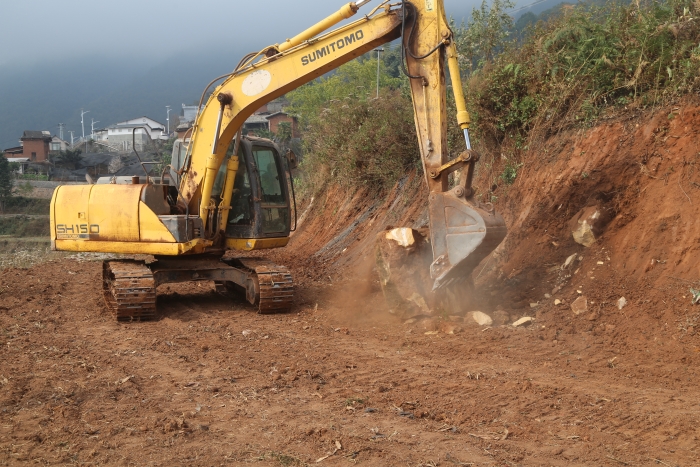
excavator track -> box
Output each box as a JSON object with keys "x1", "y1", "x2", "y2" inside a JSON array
[
  {"x1": 102, "y1": 260, "x2": 157, "y2": 322},
  {"x1": 235, "y1": 258, "x2": 294, "y2": 314}
]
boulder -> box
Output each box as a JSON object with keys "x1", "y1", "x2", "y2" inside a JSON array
[
  {"x1": 571, "y1": 296, "x2": 588, "y2": 315},
  {"x1": 471, "y1": 311, "x2": 493, "y2": 326},
  {"x1": 570, "y1": 205, "x2": 614, "y2": 248}
]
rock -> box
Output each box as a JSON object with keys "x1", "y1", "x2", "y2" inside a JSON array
[
  {"x1": 571, "y1": 296, "x2": 587, "y2": 315},
  {"x1": 491, "y1": 309, "x2": 510, "y2": 326},
  {"x1": 573, "y1": 221, "x2": 596, "y2": 247},
  {"x1": 384, "y1": 228, "x2": 416, "y2": 247},
  {"x1": 513, "y1": 317, "x2": 533, "y2": 327},
  {"x1": 471, "y1": 311, "x2": 493, "y2": 326},
  {"x1": 597, "y1": 261, "x2": 604, "y2": 265},
  {"x1": 375, "y1": 228, "x2": 434, "y2": 318},
  {"x1": 570, "y1": 205, "x2": 614, "y2": 248},
  {"x1": 544, "y1": 293, "x2": 551, "y2": 299},
  {"x1": 562, "y1": 253, "x2": 577, "y2": 269},
  {"x1": 617, "y1": 297, "x2": 627, "y2": 310},
  {"x1": 448, "y1": 315, "x2": 464, "y2": 322},
  {"x1": 530, "y1": 302, "x2": 539, "y2": 308},
  {"x1": 403, "y1": 318, "x2": 417, "y2": 325},
  {"x1": 554, "y1": 299, "x2": 562, "y2": 306}
]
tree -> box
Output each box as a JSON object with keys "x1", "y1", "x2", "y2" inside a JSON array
[
  {"x1": 287, "y1": 54, "x2": 406, "y2": 129},
  {"x1": 54, "y1": 148, "x2": 83, "y2": 169},
  {"x1": 277, "y1": 121, "x2": 292, "y2": 142},
  {"x1": 454, "y1": 0, "x2": 515, "y2": 72},
  {"x1": 0, "y1": 154, "x2": 13, "y2": 206}
]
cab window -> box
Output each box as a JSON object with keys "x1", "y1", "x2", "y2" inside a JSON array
[{"x1": 253, "y1": 147, "x2": 285, "y2": 204}]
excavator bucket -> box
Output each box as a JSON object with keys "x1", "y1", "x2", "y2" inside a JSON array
[
  {"x1": 376, "y1": 193, "x2": 506, "y2": 318},
  {"x1": 428, "y1": 193, "x2": 507, "y2": 290}
]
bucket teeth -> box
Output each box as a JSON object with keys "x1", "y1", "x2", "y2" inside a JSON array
[{"x1": 102, "y1": 260, "x2": 157, "y2": 322}]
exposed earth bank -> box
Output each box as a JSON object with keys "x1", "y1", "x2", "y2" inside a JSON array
[{"x1": 1, "y1": 101, "x2": 700, "y2": 465}]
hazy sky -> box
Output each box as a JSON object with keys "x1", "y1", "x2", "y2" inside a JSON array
[{"x1": 0, "y1": 0, "x2": 482, "y2": 67}]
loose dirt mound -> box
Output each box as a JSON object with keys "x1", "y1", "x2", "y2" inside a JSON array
[{"x1": 1, "y1": 102, "x2": 700, "y2": 465}]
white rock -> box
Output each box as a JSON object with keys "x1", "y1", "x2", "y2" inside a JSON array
[
  {"x1": 617, "y1": 297, "x2": 627, "y2": 310},
  {"x1": 530, "y1": 302, "x2": 539, "y2": 308},
  {"x1": 571, "y1": 296, "x2": 587, "y2": 315},
  {"x1": 554, "y1": 299, "x2": 562, "y2": 306},
  {"x1": 562, "y1": 253, "x2": 577, "y2": 269},
  {"x1": 242, "y1": 330, "x2": 252, "y2": 336},
  {"x1": 472, "y1": 311, "x2": 493, "y2": 326},
  {"x1": 544, "y1": 293, "x2": 551, "y2": 299},
  {"x1": 513, "y1": 317, "x2": 533, "y2": 327},
  {"x1": 385, "y1": 228, "x2": 415, "y2": 248},
  {"x1": 597, "y1": 261, "x2": 604, "y2": 265}
]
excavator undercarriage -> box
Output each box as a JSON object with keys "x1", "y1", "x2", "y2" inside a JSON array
[{"x1": 102, "y1": 256, "x2": 294, "y2": 321}]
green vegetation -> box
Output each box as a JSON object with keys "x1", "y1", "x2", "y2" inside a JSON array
[
  {"x1": 281, "y1": 0, "x2": 700, "y2": 197},
  {"x1": 295, "y1": 90, "x2": 418, "y2": 193},
  {"x1": 0, "y1": 217, "x2": 49, "y2": 237},
  {"x1": 500, "y1": 159, "x2": 523, "y2": 185},
  {"x1": 0, "y1": 197, "x2": 51, "y2": 215},
  {"x1": 0, "y1": 154, "x2": 11, "y2": 201},
  {"x1": 53, "y1": 148, "x2": 83, "y2": 170},
  {"x1": 467, "y1": 0, "x2": 700, "y2": 149}
]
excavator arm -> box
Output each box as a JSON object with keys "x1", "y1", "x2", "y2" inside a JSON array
[{"x1": 180, "y1": 0, "x2": 506, "y2": 290}]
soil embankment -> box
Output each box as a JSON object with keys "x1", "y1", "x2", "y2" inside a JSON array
[{"x1": 0, "y1": 102, "x2": 699, "y2": 465}]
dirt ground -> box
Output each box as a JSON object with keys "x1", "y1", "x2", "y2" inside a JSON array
[
  {"x1": 1, "y1": 256, "x2": 698, "y2": 466},
  {"x1": 2, "y1": 101, "x2": 700, "y2": 466}
]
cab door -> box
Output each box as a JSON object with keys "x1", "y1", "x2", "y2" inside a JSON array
[{"x1": 226, "y1": 138, "x2": 291, "y2": 241}]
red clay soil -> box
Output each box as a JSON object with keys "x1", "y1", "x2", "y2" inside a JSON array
[{"x1": 1, "y1": 101, "x2": 700, "y2": 466}]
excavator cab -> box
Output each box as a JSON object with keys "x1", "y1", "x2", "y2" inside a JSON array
[{"x1": 205, "y1": 136, "x2": 294, "y2": 248}]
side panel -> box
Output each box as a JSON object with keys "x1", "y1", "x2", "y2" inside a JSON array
[
  {"x1": 139, "y1": 201, "x2": 177, "y2": 243},
  {"x1": 53, "y1": 185, "x2": 94, "y2": 241},
  {"x1": 87, "y1": 185, "x2": 142, "y2": 242}
]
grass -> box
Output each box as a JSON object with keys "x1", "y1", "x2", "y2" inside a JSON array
[
  {"x1": 0, "y1": 217, "x2": 50, "y2": 237},
  {"x1": 0, "y1": 197, "x2": 51, "y2": 215}
]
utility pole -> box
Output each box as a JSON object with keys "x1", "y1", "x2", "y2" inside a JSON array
[
  {"x1": 166, "y1": 105, "x2": 171, "y2": 135},
  {"x1": 58, "y1": 123, "x2": 64, "y2": 140},
  {"x1": 81, "y1": 109, "x2": 89, "y2": 140},
  {"x1": 375, "y1": 48, "x2": 384, "y2": 98},
  {"x1": 91, "y1": 119, "x2": 99, "y2": 140},
  {"x1": 81, "y1": 109, "x2": 89, "y2": 152},
  {"x1": 69, "y1": 131, "x2": 75, "y2": 146}
]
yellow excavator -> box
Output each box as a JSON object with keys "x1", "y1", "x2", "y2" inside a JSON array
[{"x1": 50, "y1": 0, "x2": 506, "y2": 321}]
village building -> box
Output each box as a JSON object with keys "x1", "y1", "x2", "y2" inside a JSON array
[{"x1": 106, "y1": 116, "x2": 168, "y2": 151}]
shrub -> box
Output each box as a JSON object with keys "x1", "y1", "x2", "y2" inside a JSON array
[{"x1": 299, "y1": 90, "x2": 419, "y2": 194}]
